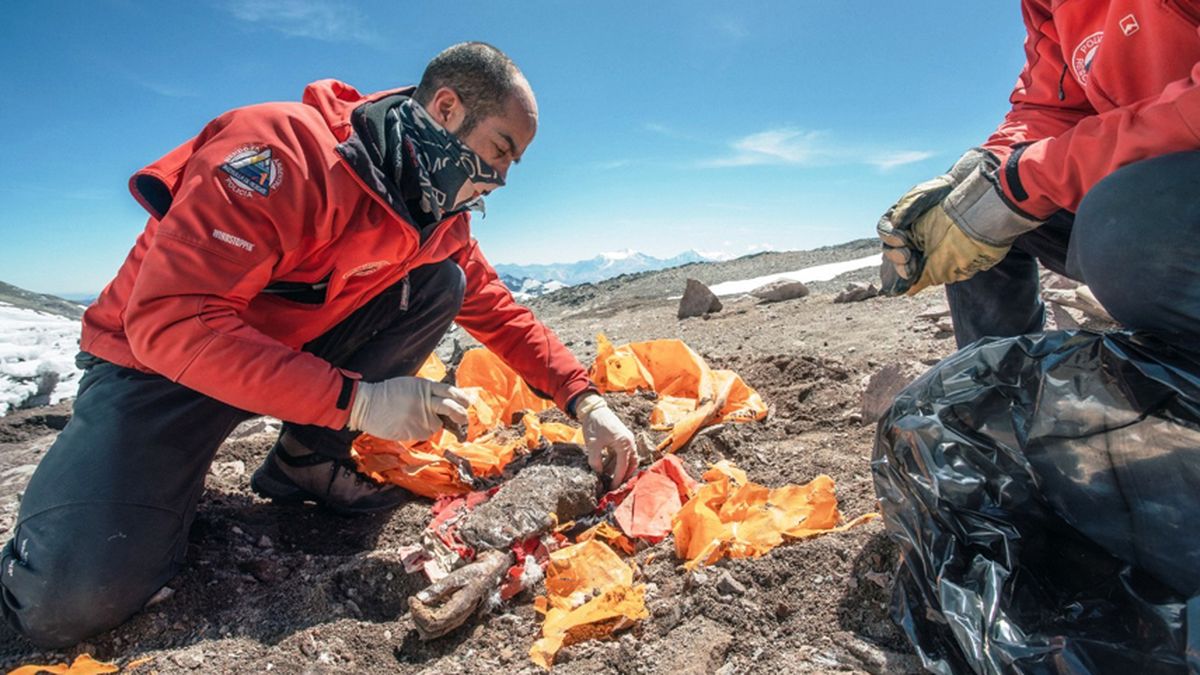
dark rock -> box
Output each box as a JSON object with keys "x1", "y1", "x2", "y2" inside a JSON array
[
  {"x1": 678, "y1": 279, "x2": 722, "y2": 319},
  {"x1": 860, "y1": 364, "x2": 920, "y2": 424}
]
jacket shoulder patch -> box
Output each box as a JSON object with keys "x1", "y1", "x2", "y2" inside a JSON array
[{"x1": 220, "y1": 146, "x2": 284, "y2": 198}]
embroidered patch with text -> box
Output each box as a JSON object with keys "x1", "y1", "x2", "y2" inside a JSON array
[{"x1": 220, "y1": 146, "x2": 283, "y2": 198}]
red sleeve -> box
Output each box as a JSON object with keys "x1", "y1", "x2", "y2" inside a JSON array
[
  {"x1": 985, "y1": 0, "x2": 1200, "y2": 217},
  {"x1": 452, "y1": 238, "x2": 593, "y2": 412},
  {"x1": 1010, "y1": 60, "x2": 1200, "y2": 217},
  {"x1": 980, "y1": 0, "x2": 1093, "y2": 215},
  {"x1": 123, "y1": 112, "x2": 358, "y2": 429}
]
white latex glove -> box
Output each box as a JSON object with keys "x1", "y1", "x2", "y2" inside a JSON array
[
  {"x1": 348, "y1": 377, "x2": 471, "y2": 441},
  {"x1": 575, "y1": 393, "x2": 637, "y2": 487}
]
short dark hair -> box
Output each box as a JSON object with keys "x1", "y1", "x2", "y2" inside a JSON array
[{"x1": 414, "y1": 42, "x2": 522, "y2": 137}]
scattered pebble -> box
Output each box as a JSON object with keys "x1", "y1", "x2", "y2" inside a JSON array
[{"x1": 716, "y1": 571, "x2": 747, "y2": 596}]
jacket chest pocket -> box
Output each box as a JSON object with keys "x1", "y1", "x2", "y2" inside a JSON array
[{"x1": 261, "y1": 270, "x2": 334, "y2": 305}]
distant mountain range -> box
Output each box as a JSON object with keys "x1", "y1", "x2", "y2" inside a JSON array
[
  {"x1": 0, "y1": 281, "x2": 86, "y2": 320},
  {"x1": 495, "y1": 249, "x2": 729, "y2": 299},
  {"x1": 2, "y1": 248, "x2": 735, "y2": 310}
]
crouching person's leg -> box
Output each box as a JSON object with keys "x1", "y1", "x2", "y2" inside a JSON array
[
  {"x1": 1070, "y1": 151, "x2": 1200, "y2": 346},
  {"x1": 945, "y1": 214, "x2": 1076, "y2": 349},
  {"x1": 252, "y1": 260, "x2": 467, "y2": 513},
  {"x1": 1, "y1": 360, "x2": 249, "y2": 647}
]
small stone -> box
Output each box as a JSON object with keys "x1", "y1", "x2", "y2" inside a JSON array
[
  {"x1": 690, "y1": 570, "x2": 710, "y2": 587},
  {"x1": 499, "y1": 647, "x2": 514, "y2": 663},
  {"x1": 678, "y1": 278, "x2": 723, "y2": 319},
  {"x1": 716, "y1": 570, "x2": 747, "y2": 596},
  {"x1": 171, "y1": 650, "x2": 205, "y2": 670},
  {"x1": 834, "y1": 281, "x2": 879, "y2": 303},
  {"x1": 256, "y1": 535, "x2": 273, "y2": 549},
  {"x1": 231, "y1": 526, "x2": 245, "y2": 537},
  {"x1": 210, "y1": 460, "x2": 246, "y2": 479},
  {"x1": 750, "y1": 279, "x2": 810, "y2": 303},
  {"x1": 239, "y1": 559, "x2": 286, "y2": 584},
  {"x1": 383, "y1": 629, "x2": 393, "y2": 641},
  {"x1": 143, "y1": 585, "x2": 175, "y2": 609},
  {"x1": 917, "y1": 305, "x2": 951, "y2": 322}
]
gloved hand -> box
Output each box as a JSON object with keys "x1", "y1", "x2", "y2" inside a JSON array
[
  {"x1": 574, "y1": 393, "x2": 637, "y2": 488},
  {"x1": 877, "y1": 148, "x2": 1042, "y2": 295},
  {"x1": 348, "y1": 377, "x2": 471, "y2": 441}
]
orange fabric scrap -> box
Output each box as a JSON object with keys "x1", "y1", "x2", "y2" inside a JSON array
[
  {"x1": 8, "y1": 654, "x2": 119, "y2": 675},
  {"x1": 352, "y1": 350, "x2": 567, "y2": 498},
  {"x1": 529, "y1": 539, "x2": 648, "y2": 669},
  {"x1": 576, "y1": 521, "x2": 637, "y2": 555},
  {"x1": 673, "y1": 460, "x2": 878, "y2": 569},
  {"x1": 589, "y1": 335, "x2": 767, "y2": 452},
  {"x1": 611, "y1": 455, "x2": 699, "y2": 543},
  {"x1": 522, "y1": 413, "x2": 584, "y2": 447}
]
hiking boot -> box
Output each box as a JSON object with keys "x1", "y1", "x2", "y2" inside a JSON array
[{"x1": 250, "y1": 433, "x2": 411, "y2": 515}]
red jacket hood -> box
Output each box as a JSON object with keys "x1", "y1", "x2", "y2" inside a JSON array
[{"x1": 300, "y1": 79, "x2": 414, "y2": 143}]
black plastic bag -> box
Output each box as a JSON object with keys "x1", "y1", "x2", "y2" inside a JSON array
[{"x1": 872, "y1": 330, "x2": 1200, "y2": 674}]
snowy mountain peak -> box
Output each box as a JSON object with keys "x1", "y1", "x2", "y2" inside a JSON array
[
  {"x1": 599, "y1": 249, "x2": 640, "y2": 262},
  {"x1": 494, "y1": 249, "x2": 727, "y2": 299}
]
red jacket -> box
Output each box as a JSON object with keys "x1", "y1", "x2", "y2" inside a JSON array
[
  {"x1": 81, "y1": 80, "x2": 592, "y2": 429},
  {"x1": 985, "y1": 0, "x2": 1200, "y2": 217}
]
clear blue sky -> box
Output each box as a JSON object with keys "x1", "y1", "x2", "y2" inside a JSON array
[{"x1": 0, "y1": 1, "x2": 1027, "y2": 296}]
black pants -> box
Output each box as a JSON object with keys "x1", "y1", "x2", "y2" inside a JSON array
[
  {"x1": 947, "y1": 151, "x2": 1200, "y2": 349},
  {"x1": 0, "y1": 260, "x2": 465, "y2": 648}
]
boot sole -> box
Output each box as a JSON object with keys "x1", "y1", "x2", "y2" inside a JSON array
[{"x1": 250, "y1": 465, "x2": 406, "y2": 517}]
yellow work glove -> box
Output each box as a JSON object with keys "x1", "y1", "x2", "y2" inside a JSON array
[{"x1": 877, "y1": 149, "x2": 1043, "y2": 296}]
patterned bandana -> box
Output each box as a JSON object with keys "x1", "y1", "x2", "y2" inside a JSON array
[{"x1": 386, "y1": 99, "x2": 505, "y2": 221}]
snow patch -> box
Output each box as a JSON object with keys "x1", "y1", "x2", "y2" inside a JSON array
[
  {"x1": 706, "y1": 254, "x2": 882, "y2": 297},
  {"x1": 0, "y1": 302, "x2": 82, "y2": 415}
]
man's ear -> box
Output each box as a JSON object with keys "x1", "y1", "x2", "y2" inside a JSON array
[{"x1": 428, "y1": 86, "x2": 465, "y2": 130}]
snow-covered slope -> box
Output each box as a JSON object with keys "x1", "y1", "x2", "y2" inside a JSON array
[
  {"x1": 0, "y1": 302, "x2": 82, "y2": 415},
  {"x1": 705, "y1": 254, "x2": 883, "y2": 297}
]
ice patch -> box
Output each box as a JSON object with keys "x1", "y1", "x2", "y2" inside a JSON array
[{"x1": 0, "y1": 302, "x2": 82, "y2": 415}]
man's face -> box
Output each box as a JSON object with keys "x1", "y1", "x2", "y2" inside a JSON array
[{"x1": 427, "y1": 80, "x2": 538, "y2": 189}]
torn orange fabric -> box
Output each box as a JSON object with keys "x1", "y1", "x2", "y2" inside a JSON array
[
  {"x1": 352, "y1": 349, "x2": 568, "y2": 498},
  {"x1": 415, "y1": 351, "x2": 447, "y2": 382},
  {"x1": 590, "y1": 335, "x2": 767, "y2": 452},
  {"x1": 672, "y1": 461, "x2": 877, "y2": 569},
  {"x1": 576, "y1": 521, "x2": 637, "y2": 555},
  {"x1": 8, "y1": 654, "x2": 119, "y2": 675},
  {"x1": 611, "y1": 455, "x2": 699, "y2": 543},
  {"x1": 456, "y1": 348, "x2": 554, "y2": 423},
  {"x1": 529, "y1": 539, "x2": 648, "y2": 669},
  {"x1": 523, "y1": 413, "x2": 584, "y2": 447}
]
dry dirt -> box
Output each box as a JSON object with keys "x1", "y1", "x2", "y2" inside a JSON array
[{"x1": 0, "y1": 246, "x2": 994, "y2": 674}]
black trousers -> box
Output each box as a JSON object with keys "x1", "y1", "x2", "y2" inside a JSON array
[
  {"x1": 947, "y1": 151, "x2": 1200, "y2": 349},
  {"x1": 0, "y1": 260, "x2": 465, "y2": 648}
]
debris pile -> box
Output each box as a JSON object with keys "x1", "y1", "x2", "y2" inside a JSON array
[{"x1": 347, "y1": 337, "x2": 877, "y2": 668}]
